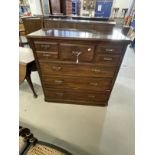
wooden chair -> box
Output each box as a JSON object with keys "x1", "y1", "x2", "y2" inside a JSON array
[{"x1": 19, "y1": 47, "x2": 37, "y2": 98}]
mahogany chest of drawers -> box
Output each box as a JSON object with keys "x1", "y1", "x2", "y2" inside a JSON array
[{"x1": 27, "y1": 29, "x2": 130, "y2": 106}]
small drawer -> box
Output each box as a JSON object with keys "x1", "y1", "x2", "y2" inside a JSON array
[
  {"x1": 95, "y1": 45, "x2": 123, "y2": 54},
  {"x1": 44, "y1": 89, "x2": 110, "y2": 104},
  {"x1": 59, "y1": 43, "x2": 94, "y2": 63},
  {"x1": 42, "y1": 76, "x2": 112, "y2": 92},
  {"x1": 36, "y1": 51, "x2": 58, "y2": 60},
  {"x1": 94, "y1": 54, "x2": 121, "y2": 66},
  {"x1": 39, "y1": 62, "x2": 116, "y2": 78},
  {"x1": 34, "y1": 41, "x2": 58, "y2": 52}
]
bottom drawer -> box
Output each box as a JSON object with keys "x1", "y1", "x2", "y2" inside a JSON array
[{"x1": 43, "y1": 89, "x2": 110, "y2": 106}]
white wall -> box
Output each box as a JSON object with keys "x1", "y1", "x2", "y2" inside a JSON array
[
  {"x1": 111, "y1": 0, "x2": 133, "y2": 17},
  {"x1": 28, "y1": 0, "x2": 42, "y2": 15}
]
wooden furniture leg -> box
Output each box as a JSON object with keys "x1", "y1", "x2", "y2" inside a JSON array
[
  {"x1": 25, "y1": 73, "x2": 37, "y2": 98},
  {"x1": 25, "y1": 62, "x2": 37, "y2": 98}
]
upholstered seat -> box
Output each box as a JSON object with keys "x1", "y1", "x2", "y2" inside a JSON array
[
  {"x1": 19, "y1": 47, "x2": 34, "y2": 64},
  {"x1": 19, "y1": 47, "x2": 37, "y2": 97}
]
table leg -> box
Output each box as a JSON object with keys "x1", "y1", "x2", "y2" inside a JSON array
[{"x1": 25, "y1": 73, "x2": 37, "y2": 98}]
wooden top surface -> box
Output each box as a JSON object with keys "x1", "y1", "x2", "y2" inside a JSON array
[
  {"x1": 44, "y1": 18, "x2": 116, "y2": 25},
  {"x1": 27, "y1": 28, "x2": 130, "y2": 42}
]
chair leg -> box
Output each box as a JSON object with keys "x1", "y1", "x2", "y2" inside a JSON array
[{"x1": 25, "y1": 73, "x2": 37, "y2": 98}]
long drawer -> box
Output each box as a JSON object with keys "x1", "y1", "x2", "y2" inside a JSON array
[
  {"x1": 39, "y1": 62, "x2": 116, "y2": 78},
  {"x1": 44, "y1": 88, "x2": 109, "y2": 105},
  {"x1": 41, "y1": 76, "x2": 112, "y2": 92}
]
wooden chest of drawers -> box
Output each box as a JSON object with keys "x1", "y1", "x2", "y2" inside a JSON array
[{"x1": 27, "y1": 29, "x2": 130, "y2": 106}]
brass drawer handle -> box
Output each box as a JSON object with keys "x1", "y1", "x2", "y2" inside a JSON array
[
  {"x1": 43, "y1": 54, "x2": 51, "y2": 57},
  {"x1": 88, "y1": 95, "x2": 95, "y2": 98},
  {"x1": 105, "y1": 90, "x2": 110, "y2": 92},
  {"x1": 72, "y1": 51, "x2": 82, "y2": 64},
  {"x1": 92, "y1": 68, "x2": 101, "y2": 73},
  {"x1": 89, "y1": 82, "x2": 98, "y2": 86},
  {"x1": 55, "y1": 93, "x2": 64, "y2": 96},
  {"x1": 54, "y1": 80, "x2": 63, "y2": 84},
  {"x1": 52, "y1": 66, "x2": 62, "y2": 71},
  {"x1": 105, "y1": 48, "x2": 114, "y2": 52},
  {"x1": 103, "y1": 57, "x2": 113, "y2": 61}
]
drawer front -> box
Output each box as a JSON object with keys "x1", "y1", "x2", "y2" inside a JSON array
[
  {"x1": 42, "y1": 76, "x2": 112, "y2": 92},
  {"x1": 59, "y1": 44, "x2": 94, "y2": 62},
  {"x1": 36, "y1": 51, "x2": 58, "y2": 60},
  {"x1": 44, "y1": 89, "x2": 109, "y2": 104},
  {"x1": 94, "y1": 54, "x2": 121, "y2": 66},
  {"x1": 95, "y1": 45, "x2": 123, "y2": 54},
  {"x1": 34, "y1": 41, "x2": 58, "y2": 52},
  {"x1": 39, "y1": 62, "x2": 116, "y2": 78}
]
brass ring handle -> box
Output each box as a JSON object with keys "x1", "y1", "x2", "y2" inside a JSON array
[
  {"x1": 72, "y1": 51, "x2": 82, "y2": 64},
  {"x1": 89, "y1": 82, "x2": 98, "y2": 86},
  {"x1": 52, "y1": 66, "x2": 62, "y2": 71},
  {"x1": 88, "y1": 95, "x2": 95, "y2": 98},
  {"x1": 43, "y1": 54, "x2": 51, "y2": 57},
  {"x1": 54, "y1": 80, "x2": 63, "y2": 84},
  {"x1": 103, "y1": 57, "x2": 113, "y2": 61},
  {"x1": 105, "y1": 48, "x2": 114, "y2": 52},
  {"x1": 92, "y1": 68, "x2": 101, "y2": 73}
]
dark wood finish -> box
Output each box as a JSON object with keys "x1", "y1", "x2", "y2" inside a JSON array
[
  {"x1": 25, "y1": 62, "x2": 38, "y2": 98},
  {"x1": 22, "y1": 17, "x2": 42, "y2": 35},
  {"x1": 27, "y1": 28, "x2": 130, "y2": 106},
  {"x1": 59, "y1": 43, "x2": 94, "y2": 62},
  {"x1": 60, "y1": 0, "x2": 66, "y2": 15},
  {"x1": 43, "y1": 18, "x2": 116, "y2": 33},
  {"x1": 39, "y1": 62, "x2": 116, "y2": 78},
  {"x1": 41, "y1": 76, "x2": 112, "y2": 92},
  {"x1": 44, "y1": 88, "x2": 109, "y2": 105},
  {"x1": 21, "y1": 15, "x2": 115, "y2": 35}
]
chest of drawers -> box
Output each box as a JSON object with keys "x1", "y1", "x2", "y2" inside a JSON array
[{"x1": 27, "y1": 29, "x2": 130, "y2": 106}]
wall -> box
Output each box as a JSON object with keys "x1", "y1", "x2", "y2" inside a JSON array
[{"x1": 28, "y1": 0, "x2": 42, "y2": 15}]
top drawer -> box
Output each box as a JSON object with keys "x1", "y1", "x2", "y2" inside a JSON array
[
  {"x1": 95, "y1": 44, "x2": 123, "y2": 54},
  {"x1": 34, "y1": 41, "x2": 58, "y2": 52},
  {"x1": 59, "y1": 43, "x2": 94, "y2": 63}
]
